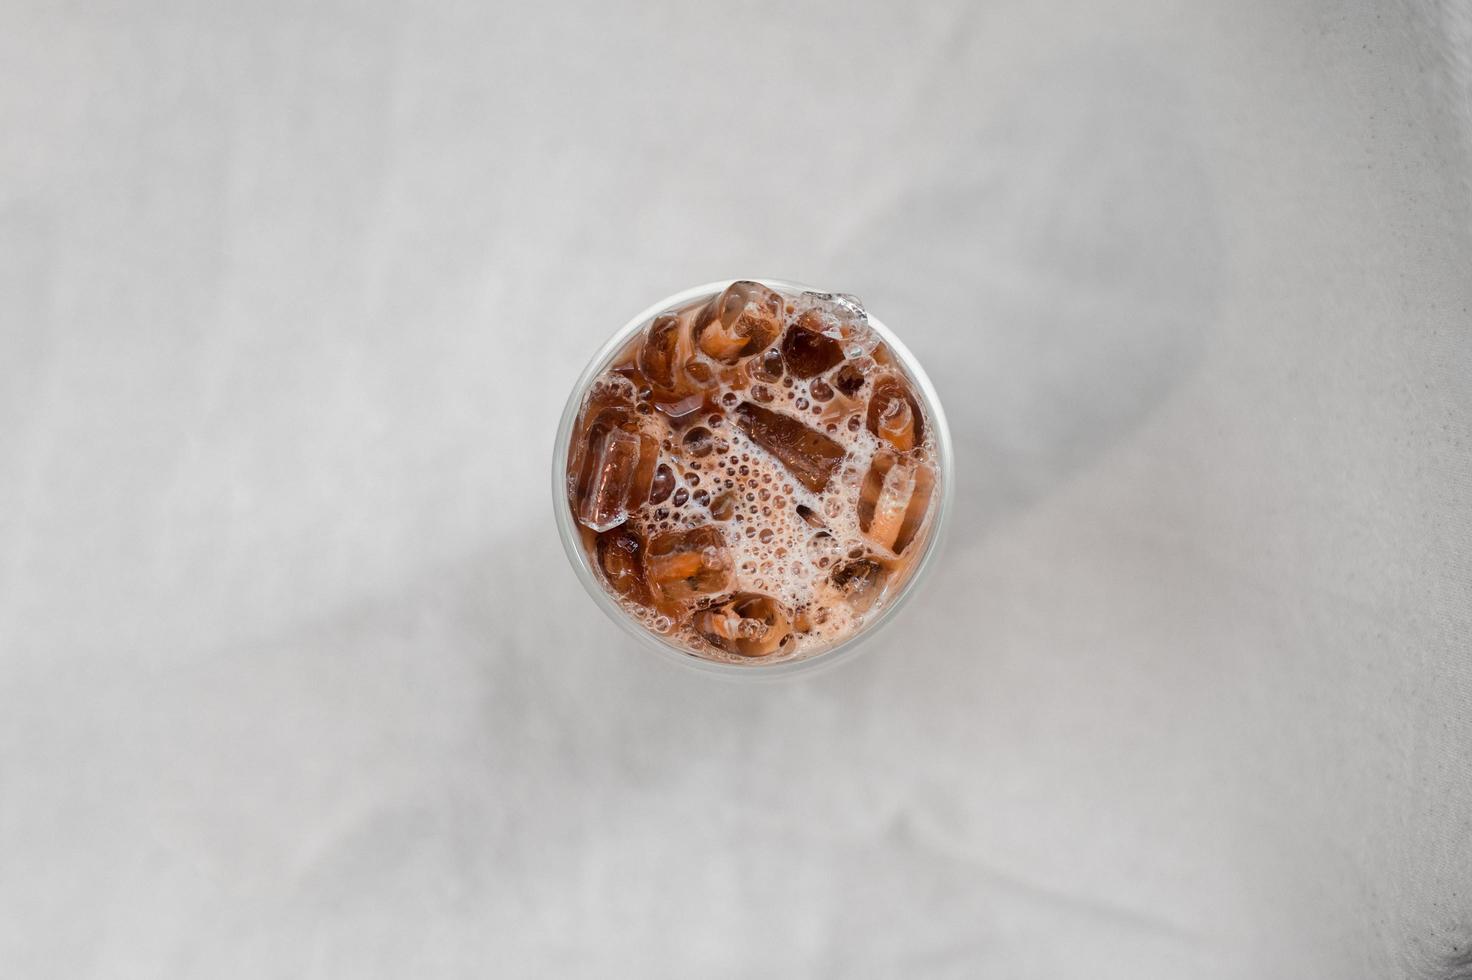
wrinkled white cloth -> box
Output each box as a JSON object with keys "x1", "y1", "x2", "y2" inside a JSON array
[{"x1": 2, "y1": 1, "x2": 1470, "y2": 977}]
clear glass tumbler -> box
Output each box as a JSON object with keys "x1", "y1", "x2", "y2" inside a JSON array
[{"x1": 551, "y1": 279, "x2": 953, "y2": 677}]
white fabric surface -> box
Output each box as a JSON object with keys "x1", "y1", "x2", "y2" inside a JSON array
[{"x1": 2, "y1": 1, "x2": 1470, "y2": 977}]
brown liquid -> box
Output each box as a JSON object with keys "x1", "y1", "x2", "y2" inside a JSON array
[{"x1": 566, "y1": 283, "x2": 939, "y2": 664}]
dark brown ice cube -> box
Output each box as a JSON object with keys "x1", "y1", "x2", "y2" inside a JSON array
[
  {"x1": 692, "y1": 592, "x2": 793, "y2": 658},
  {"x1": 596, "y1": 526, "x2": 652, "y2": 606},
  {"x1": 645, "y1": 525, "x2": 732, "y2": 607},
  {"x1": 733, "y1": 401, "x2": 846, "y2": 492},
  {"x1": 791, "y1": 292, "x2": 875, "y2": 350},
  {"x1": 781, "y1": 318, "x2": 845, "y2": 378},
  {"x1": 857, "y1": 451, "x2": 935, "y2": 555},
  {"x1": 830, "y1": 362, "x2": 866, "y2": 397},
  {"x1": 693, "y1": 281, "x2": 784, "y2": 363},
  {"x1": 830, "y1": 557, "x2": 888, "y2": 613}
]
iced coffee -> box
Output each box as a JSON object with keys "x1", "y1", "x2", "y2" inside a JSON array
[{"x1": 563, "y1": 282, "x2": 942, "y2": 664}]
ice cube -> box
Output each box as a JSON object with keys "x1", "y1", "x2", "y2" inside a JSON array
[
  {"x1": 581, "y1": 372, "x2": 639, "y2": 417},
  {"x1": 792, "y1": 290, "x2": 865, "y2": 325},
  {"x1": 637, "y1": 312, "x2": 712, "y2": 403},
  {"x1": 573, "y1": 424, "x2": 643, "y2": 531},
  {"x1": 867, "y1": 376, "x2": 924, "y2": 452},
  {"x1": 568, "y1": 394, "x2": 659, "y2": 530},
  {"x1": 830, "y1": 557, "x2": 888, "y2": 612},
  {"x1": 733, "y1": 401, "x2": 846, "y2": 492},
  {"x1": 645, "y1": 525, "x2": 733, "y2": 607},
  {"x1": 694, "y1": 281, "x2": 784, "y2": 363},
  {"x1": 830, "y1": 363, "x2": 866, "y2": 397},
  {"x1": 781, "y1": 320, "x2": 844, "y2": 378},
  {"x1": 692, "y1": 592, "x2": 793, "y2": 657},
  {"x1": 596, "y1": 526, "x2": 652, "y2": 606},
  {"x1": 857, "y1": 451, "x2": 935, "y2": 555},
  {"x1": 791, "y1": 291, "x2": 879, "y2": 356},
  {"x1": 637, "y1": 314, "x2": 684, "y2": 391},
  {"x1": 655, "y1": 391, "x2": 709, "y2": 421},
  {"x1": 629, "y1": 430, "x2": 658, "y2": 504}
]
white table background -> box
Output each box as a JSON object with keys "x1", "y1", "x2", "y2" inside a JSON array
[{"x1": 3, "y1": 1, "x2": 1471, "y2": 977}]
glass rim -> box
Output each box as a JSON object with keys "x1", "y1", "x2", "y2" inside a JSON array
[{"x1": 551, "y1": 278, "x2": 955, "y2": 680}]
